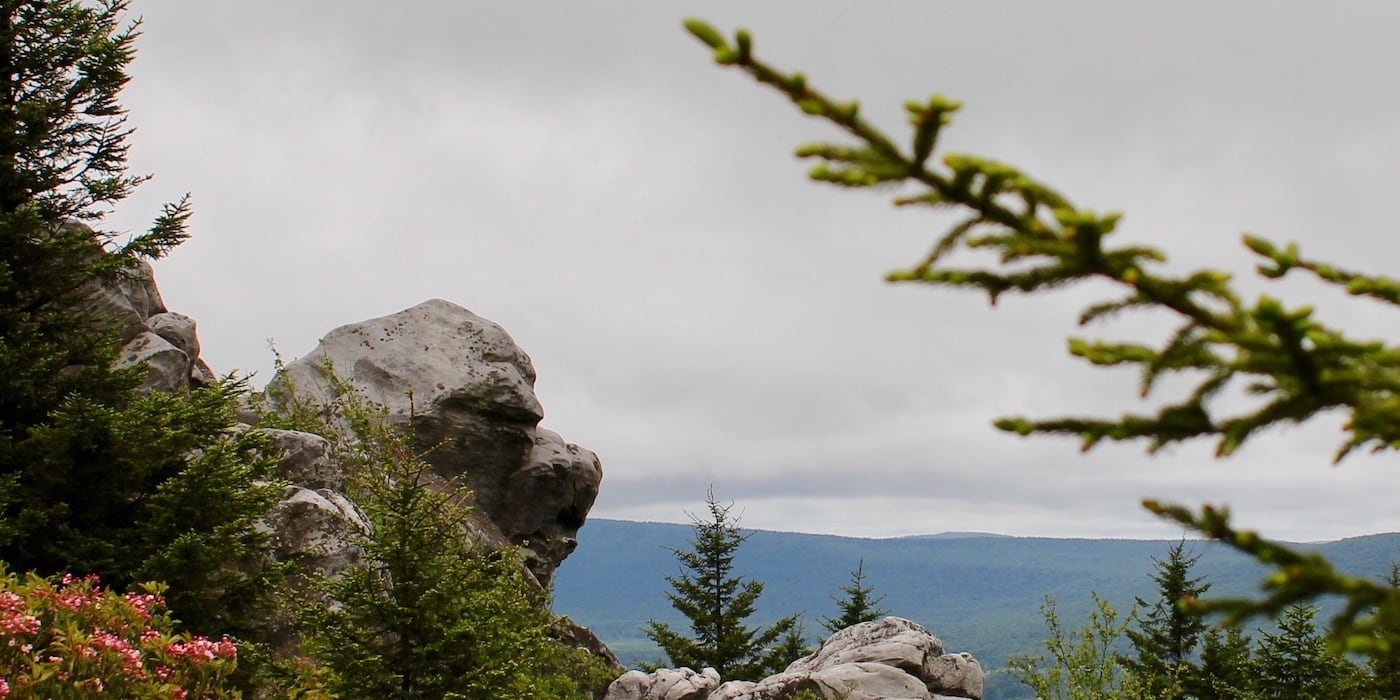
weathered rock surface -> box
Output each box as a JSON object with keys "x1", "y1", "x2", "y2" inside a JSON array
[
  {"x1": 256, "y1": 428, "x2": 369, "y2": 575},
  {"x1": 711, "y1": 662, "x2": 933, "y2": 700},
  {"x1": 79, "y1": 242, "x2": 211, "y2": 393},
  {"x1": 265, "y1": 298, "x2": 601, "y2": 586},
  {"x1": 605, "y1": 618, "x2": 982, "y2": 700},
  {"x1": 607, "y1": 667, "x2": 721, "y2": 700}
]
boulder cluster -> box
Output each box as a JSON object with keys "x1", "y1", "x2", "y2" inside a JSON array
[
  {"x1": 94, "y1": 257, "x2": 602, "y2": 590},
  {"x1": 606, "y1": 618, "x2": 983, "y2": 700},
  {"x1": 89, "y1": 257, "x2": 215, "y2": 394}
]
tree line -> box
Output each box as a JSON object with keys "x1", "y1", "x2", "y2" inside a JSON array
[
  {"x1": 647, "y1": 508, "x2": 1400, "y2": 699},
  {"x1": 1012, "y1": 542, "x2": 1400, "y2": 699}
]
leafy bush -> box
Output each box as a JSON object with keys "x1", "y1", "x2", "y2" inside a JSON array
[{"x1": 0, "y1": 570, "x2": 239, "y2": 699}]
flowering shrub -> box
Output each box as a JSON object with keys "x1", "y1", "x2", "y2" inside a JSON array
[{"x1": 0, "y1": 569, "x2": 239, "y2": 698}]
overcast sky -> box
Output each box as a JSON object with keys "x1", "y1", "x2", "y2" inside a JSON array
[{"x1": 109, "y1": 2, "x2": 1400, "y2": 541}]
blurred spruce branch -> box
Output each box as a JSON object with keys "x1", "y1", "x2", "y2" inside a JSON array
[{"x1": 685, "y1": 18, "x2": 1400, "y2": 657}]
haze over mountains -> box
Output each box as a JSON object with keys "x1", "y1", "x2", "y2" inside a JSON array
[{"x1": 552, "y1": 519, "x2": 1400, "y2": 672}]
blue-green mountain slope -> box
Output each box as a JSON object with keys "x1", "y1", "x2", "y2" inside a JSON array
[{"x1": 551, "y1": 519, "x2": 1399, "y2": 672}]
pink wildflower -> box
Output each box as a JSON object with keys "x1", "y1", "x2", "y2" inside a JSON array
[
  {"x1": 0, "y1": 613, "x2": 39, "y2": 636},
  {"x1": 124, "y1": 592, "x2": 162, "y2": 620},
  {"x1": 165, "y1": 636, "x2": 231, "y2": 664},
  {"x1": 91, "y1": 629, "x2": 143, "y2": 671},
  {"x1": 59, "y1": 573, "x2": 98, "y2": 587},
  {"x1": 53, "y1": 588, "x2": 90, "y2": 612},
  {"x1": 0, "y1": 677, "x2": 9, "y2": 698}
]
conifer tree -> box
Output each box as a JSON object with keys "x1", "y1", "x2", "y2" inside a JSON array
[
  {"x1": 1120, "y1": 541, "x2": 1210, "y2": 698},
  {"x1": 1198, "y1": 625, "x2": 1256, "y2": 700},
  {"x1": 819, "y1": 559, "x2": 888, "y2": 635},
  {"x1": 644, "y1": 490, "x2": 799, "y2": 680},
  {"x1": 296, "y1": 379, "x2": 612, "y2": 699},
  {"x1": 1364, "y1": 563, "x2": 1400, "y2": 697},
  {"x1": 0, "y1": 0, "x2": 280, "y2": 638},
  {"x1": 683, "y1": 19, "x2": 1400, "y2": 657},
  {"x1": 1252, "y1": 603, "x2": 1367, "y2": 699},
  {"x1": 772, "y1": 616, "x2": 815, "y2": 665}
]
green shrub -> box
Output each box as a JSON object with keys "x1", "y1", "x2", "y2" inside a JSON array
[{"x1": 0, "y1": 569, "x2": 239, "y2": 698}]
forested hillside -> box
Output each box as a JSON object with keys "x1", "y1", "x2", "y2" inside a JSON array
[{"x1": 552, "y1": 519, "x2": 1399, "y2": 670}]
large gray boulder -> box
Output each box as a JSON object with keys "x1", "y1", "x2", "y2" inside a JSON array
[
  {"x1": 607, "y1": 618, "x2": 982, "y2": 700},
  {"x1": 265, "y1": 298, "x2": 602, "y2": 587}
]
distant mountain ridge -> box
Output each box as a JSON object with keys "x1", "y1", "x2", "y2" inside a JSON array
[
  {"x1": 551, "y1": 519, "x2": 1399, "y2": 672},
  {"x1": 902, "y1": 531, "x2": 1015, "y2": 540}
]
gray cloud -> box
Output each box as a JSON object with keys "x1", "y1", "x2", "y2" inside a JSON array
[{"x1": 111, "y1": 1, "x2": 1400, "y2": 539}]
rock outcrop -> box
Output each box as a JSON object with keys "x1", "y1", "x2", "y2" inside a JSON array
[
  {"x1": 256, "y1": 428, "x2": 370, "y2": 581},
  {"x1": 265, "y1": 298, "x2": 602, "y2": 587},
  {"x1": 83, "y1": 246, "x2": 614, "y2": 671},
  {"x1": 605, "y1": 617, "x2": 983, "y2": 700},
  {"x1": 85, "y1": 251, "x2": 215, "y2": 393}
]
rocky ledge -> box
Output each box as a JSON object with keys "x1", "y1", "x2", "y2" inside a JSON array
[
  {"x1": 263, "y1": 298, "x2": 601, "y2": 588},
  {"x1": 606, "y1": 618, "x2": 983, "y2": 700}
]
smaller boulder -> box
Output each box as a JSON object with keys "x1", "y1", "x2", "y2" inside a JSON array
[
  {"x1": 145, "y1": 311, "x2": 200, "y2": 360},
  {"x1": 115, "y1": 331, "x2": 191, "y2": 394},
  {"x1": 260, "y1": 486, "x2": 369, "y2": 579},
  {"x1": 926, "y1": 653, "x2": 982, "y2": 699},
  {"x1": 259, "y1": 429, "x2": 345, "y2": 492},
  {"x1": 604, "y1": 667, "x2": 721, "y2": 700}
]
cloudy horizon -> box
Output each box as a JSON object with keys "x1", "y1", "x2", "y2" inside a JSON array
[{"x1": 108, "y1": 2, "x2": 1400, "y2": 542}]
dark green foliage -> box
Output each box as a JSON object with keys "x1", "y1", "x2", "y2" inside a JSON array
[
  {"x1": 1367, "y1": 564, "x2": 1400, "y2": 697},
  {"x1": 1198, "y1": 625, "x2": 1254, "y2": 700},
  {"x1": 683, "y1": 18, "x2": 1400, "y2": 658},
  {"x1": 19, "y1": 378, "x2": 281, "y2": 635},
  {"x1": 1252, "y1": 603, "x2": 1369, "y2": 699},
  {"x1": 0, "y1": 0, "x2": 279, "y2": 640},
  {"x1": 1120, "y1": 541, "x2": 1210, "y2": 698},
  {"x1": 644, "y1": 491, "x2": 799, "y2": 680},
  {"x1": 298, "y1": 381, "x2": 610, "y2": 699},
  {"x1": 819, "y1": 559, "x2": 887, "y2": 635},
  {"x1": 772, "y1": 616, "x2": 815, "y2": 665},
  {"x1": 0, "y1": 0, "x2": 163, "y2": 224}
]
